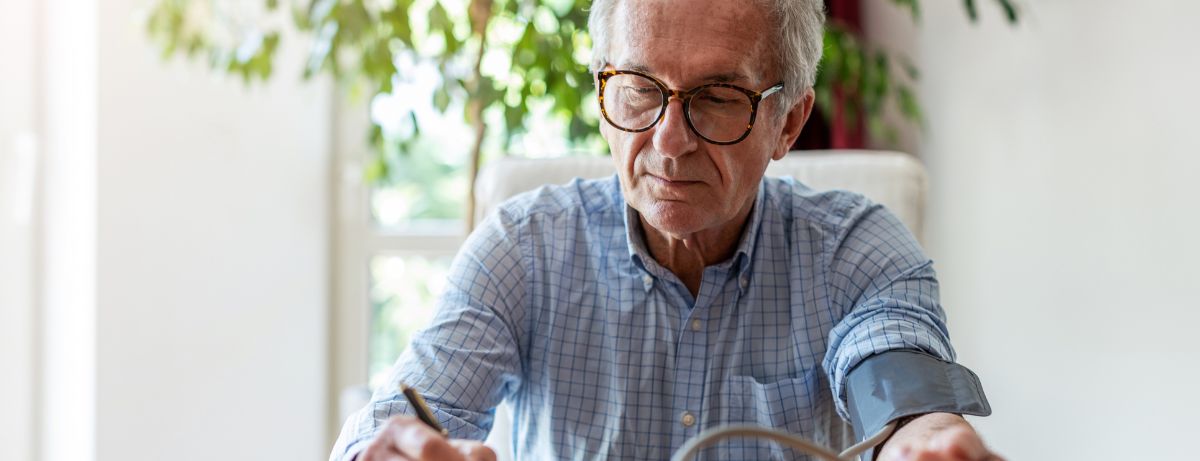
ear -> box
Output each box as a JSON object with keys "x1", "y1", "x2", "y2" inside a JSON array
[{"x1": 771, "y1": 88, "x2": 816, "y2": 161}]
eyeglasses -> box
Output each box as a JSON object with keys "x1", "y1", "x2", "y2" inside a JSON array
[{"x1": 597, "y1": 69, "x2": 784, "y2": 145}]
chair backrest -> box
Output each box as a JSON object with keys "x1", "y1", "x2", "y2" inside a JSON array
[{"x1": 474, "y1": 149, "x2": 927, "y2": 242}]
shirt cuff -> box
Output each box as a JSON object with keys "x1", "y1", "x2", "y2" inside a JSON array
[
  {"x1": 845, "y1": 350, "x2": 992, "y2": 459},
  {"x1": 332, "y1": 438, "x2": 372, "y2": 461}
]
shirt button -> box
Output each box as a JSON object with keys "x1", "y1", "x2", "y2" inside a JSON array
[
  {"x1": 681, "y1": 411, "x2": 696, "y2": 427},
  {"x1": 642, "y1": 275, "x2": 653, "y2": 289},
  {"x1": 690, "y1": 319, "x2": 702, "y2": 331},
  {"x1": 739, "y1": 276, "x2": 749, "y2": 290}
]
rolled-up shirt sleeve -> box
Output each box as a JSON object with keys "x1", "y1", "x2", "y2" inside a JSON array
[
  {"x1": 820, "y1": 196, "x2": 989, "y2": 435},
  {"x1": 329, "y1": 208, "x2": 528, "y2": 461}
]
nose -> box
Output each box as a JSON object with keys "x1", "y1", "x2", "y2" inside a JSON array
[{"x1": 652, "y1": 97, "x2": 698, "y2": 158}]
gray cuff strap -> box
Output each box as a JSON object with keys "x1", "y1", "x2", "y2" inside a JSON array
[{"x1": 846, "y1": 350, "x2": 992, "y2": 456}]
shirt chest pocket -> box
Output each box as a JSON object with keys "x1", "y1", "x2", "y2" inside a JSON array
[{"x1": 717, "y1": 373, "x2": 819, "y2": 435}]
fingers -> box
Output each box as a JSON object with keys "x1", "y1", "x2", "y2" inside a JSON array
[
  {"x1": 385, "y1": 416, "x2": 465, "y2": 461},
  {"x1": 450, "y1": 439, "x2": 498, "y2": 461},
  {"x1": 358, "y1": 415, "x2": 494, "y2": 461},
  {"x1": 359, "y1": 429, "x2": 407, "y2": 461}
]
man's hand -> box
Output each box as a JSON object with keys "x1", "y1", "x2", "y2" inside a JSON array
[
  {"x1": 876, "y1": 413, "x2": 1005, "y2": 461},
  {"x1": 357, "y1": 415, "x2": 496, "y2": 461}
]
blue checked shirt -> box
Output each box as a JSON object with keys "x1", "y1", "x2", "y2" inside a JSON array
[{"x1": 332, "y1": 175, "x2": 955, "y2": 460}]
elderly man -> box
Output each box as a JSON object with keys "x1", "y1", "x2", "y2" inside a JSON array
[{"x1": 332, "y1": 0, "x2": 1000, "y2": 460}]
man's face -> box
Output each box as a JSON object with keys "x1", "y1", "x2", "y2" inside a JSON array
[{"x1": 601, "y1": 0, "x2": 805, "y2": 238}]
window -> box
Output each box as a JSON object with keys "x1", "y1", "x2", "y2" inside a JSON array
[
  {"x1": 331, "y1": 59, "x2": 603, "y2": 428},
  {"x1": 323, "y1": 9, "x2": 600, "y2": 459},
  {"x1": 363, "y1": 65, "x2": 474, "y2": 388},
  {"x1": 328, "y1": 66, "x2": 474, "y2": 421}
]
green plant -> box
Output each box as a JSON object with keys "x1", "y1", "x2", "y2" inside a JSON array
[
  {"x1": 145, "y1": 0, "x2": 1019, "y2": 223},
  {"x1": 147, "y1": 0, "x2": 598, "y2": 226},
  {"x1": 820, "y1": 0, "x2": 1019, "y2": 145}
]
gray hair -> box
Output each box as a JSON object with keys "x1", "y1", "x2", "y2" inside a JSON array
[{"x1": 587, "y1": 0, "x2": 825, "y2": 114}]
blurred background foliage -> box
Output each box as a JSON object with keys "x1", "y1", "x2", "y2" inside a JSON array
[
  {"x1": 367, "y1": 255, "x2": 450, "y2": 387},
  {"x1": 145, "y1": 0, "x2": 1018, "y2": 223},
  {"x1": 817, "y1": 0, "x2": 1018, "y2": 146},
  {"x1": 147, "y1": 0, "x2": 601, "y2": 226}
]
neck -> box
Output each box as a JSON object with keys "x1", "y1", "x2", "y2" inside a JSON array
[{"x1": 639, "y1": 197, "x2": 755, "y2": 297}]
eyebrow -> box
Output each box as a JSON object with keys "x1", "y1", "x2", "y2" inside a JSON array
[{"x1": 625, "y1": 63, "x2": 750, "y2": 86}]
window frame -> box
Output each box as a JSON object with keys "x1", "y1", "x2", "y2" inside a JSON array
[{"x1": 329, "y1": 98, "x2": 467, "y2": 434}]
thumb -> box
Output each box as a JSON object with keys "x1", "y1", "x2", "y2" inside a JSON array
[{"x1": 449, "y1": 440, "x2": 497, "y2": 461}]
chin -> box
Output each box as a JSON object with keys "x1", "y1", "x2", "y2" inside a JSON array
[{"x1": 638, "y1": 200, "x2": 713, "y2": 236}]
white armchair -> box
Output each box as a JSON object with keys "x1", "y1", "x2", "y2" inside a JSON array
[{"x1": 475, "y1": 149, "x2": 928, "y2": 242}]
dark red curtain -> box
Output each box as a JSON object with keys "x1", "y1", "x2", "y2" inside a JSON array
[{"x1": 792, "y1": 0, "x2": 864, "y2": 151}]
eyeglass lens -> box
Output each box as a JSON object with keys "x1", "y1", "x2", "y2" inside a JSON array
[{"x1": 602, "y1": 73, "x2": 754, "y2": 143}]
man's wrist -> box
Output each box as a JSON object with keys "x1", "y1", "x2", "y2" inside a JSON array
[
  {"x1": 874, "y1": 413, "x2": 928, "y2": 460},
  {"x1": 875, "y1": 413, "x2": 993, "y2": 461},
  {"x1": 892, "y1": 413, "x2": 924, "y2": 430}
]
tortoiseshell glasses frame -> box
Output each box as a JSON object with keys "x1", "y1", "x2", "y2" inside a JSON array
[{"x1": 596, "y1": 69, "x2": 785, "y2": 145}]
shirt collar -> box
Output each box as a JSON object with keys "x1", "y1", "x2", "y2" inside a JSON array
[
  {"x1": 731, "y1": 181, "x2": 766, "y2": 277},
  {"x1": 623, "y1": 202, "x2": 653, "y2": 272},
  {"x1": 621, "y1": 180, "x2": 765, "y2": 282}
]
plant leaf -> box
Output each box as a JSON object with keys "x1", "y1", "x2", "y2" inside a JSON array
[
  {"x1": 963, "y1": 0, "x2": 979, "y2": 22},
  {"x1": 996, "y1": 0, "x2": 1020, "y2": 24}
]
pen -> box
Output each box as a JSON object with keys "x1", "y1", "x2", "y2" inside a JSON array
[{"x1": 400, "y1": 384, "x2": 450, "y2": 437}]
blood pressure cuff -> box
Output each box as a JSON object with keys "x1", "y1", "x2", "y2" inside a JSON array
[{"x1": 845, "y1": 350, "x2": 992, "y2": 459}]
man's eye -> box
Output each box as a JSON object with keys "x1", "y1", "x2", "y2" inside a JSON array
[{"x1": 699, "y1": 94, "x2": 737, "y2": 105}]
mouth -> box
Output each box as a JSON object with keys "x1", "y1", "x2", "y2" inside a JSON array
[{"x1": 647, "y1": 173, "x2": 700, "y2": 187}]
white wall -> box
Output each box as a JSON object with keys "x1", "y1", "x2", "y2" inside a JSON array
[
  {"x1": 0, "y1": 0, "x2": 38, "y2": 460},
  {"x1": 40, "y1": 0, "x2": 100, "y2": 459},
  {"x1": 1, "y1": 0, "x2": 334, "y2": 459},
  {"x1": 902, "y1": 2, "x2": 1200, "y2": 459},
  {"x1": 92, "y1": 0, "x2": 333, "y2": 459}
]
